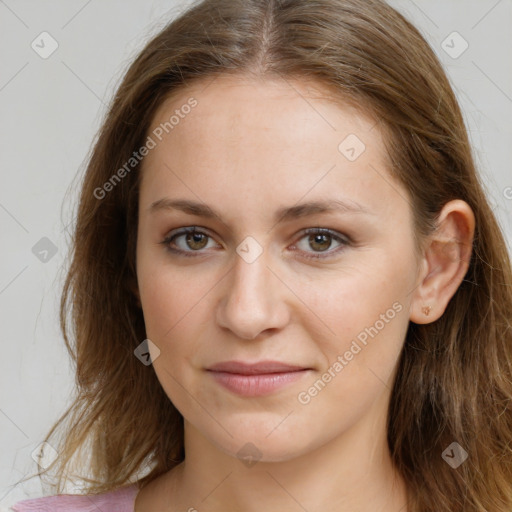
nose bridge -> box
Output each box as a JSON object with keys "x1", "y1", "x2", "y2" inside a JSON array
[{"x1": 216, "y1": 239, "x2": 286, "y2": 340}]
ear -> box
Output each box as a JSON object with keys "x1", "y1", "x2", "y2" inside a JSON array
[{"x1": 409, "y1": 199, "x2": 475, "y2": 324}]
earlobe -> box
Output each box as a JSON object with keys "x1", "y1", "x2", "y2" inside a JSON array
[
  {"x1": 409, "y1": 200, "x2": 475, "y2": 324},
  {"x1": 421, "y1": 305, "x2": 432, "y2": 317}
]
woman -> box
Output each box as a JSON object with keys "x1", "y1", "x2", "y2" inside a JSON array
[{"x1": 10, "y1": 0, "x2": 512, "y2": 510}]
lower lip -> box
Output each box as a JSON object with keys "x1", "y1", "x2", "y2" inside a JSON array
[{"x1": 207, "y1": 370, "x2": 310, "y2": 397}]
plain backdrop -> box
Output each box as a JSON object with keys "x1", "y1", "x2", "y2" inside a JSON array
[{"x1": 1, "y1": 0, "x2": 511, "y2": 506}]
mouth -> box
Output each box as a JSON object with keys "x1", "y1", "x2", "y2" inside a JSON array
[{"x1": 205, "y1": 360, "x2": 313, "y2": 397}]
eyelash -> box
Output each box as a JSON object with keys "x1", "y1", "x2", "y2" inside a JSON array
[{"x1": 160, "y1": 226, "x2": 351, "y2": 260}]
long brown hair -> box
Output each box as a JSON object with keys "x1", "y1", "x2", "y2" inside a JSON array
[{"x1": 23, "y1": 0, "x2": 512, "y2": 510}]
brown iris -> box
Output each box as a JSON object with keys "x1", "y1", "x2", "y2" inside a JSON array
[
  {"x1": 308, "y1": 233, "x2": 331, "y2": 252},
  {"x1": 186, "y1": 231, "x2": 209, "y2": 250}
]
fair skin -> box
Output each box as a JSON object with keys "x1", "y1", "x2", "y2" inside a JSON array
[{"x1": 133, "y1": 74, "x2": 474, "y2": 512}]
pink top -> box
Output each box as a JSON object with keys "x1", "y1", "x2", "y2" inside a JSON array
[{"x1": 9, "y1": 483, "x2": 139, "y2": 512}]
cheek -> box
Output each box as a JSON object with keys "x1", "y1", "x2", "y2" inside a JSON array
[
  {"x1": 138, "y1": 262, "x2": 200, "y2": 347},
  {"x1": 295, "y1": 257, "x2": 410, "y2": 378},
  {"x1": 295, "y1": 261, "x2": 407, "y2": 331},
  {"x1": 294, "y1": 297, "x2": 407, "y2": 430},
  {"x1": 138, "y1": 261, "x2": 227, "y2": 377},
  {"x1": 138, "y1": 267, "x2": 209, "y2": 410}
]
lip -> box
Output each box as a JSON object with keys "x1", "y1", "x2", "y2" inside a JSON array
[
  {"x1": 206, "y1": 360, "x2": 312, "y2": 397},
  {"x1": 207, "y1": 360, "x2": 309, "y2": 374}
]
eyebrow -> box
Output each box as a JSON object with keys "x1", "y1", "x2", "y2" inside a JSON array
[{"x1": 148, "y1": 197, "x2": 374, "y2": 223}]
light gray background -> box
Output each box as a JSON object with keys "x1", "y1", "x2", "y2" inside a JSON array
[{"x1": 1, "y1": 0, "x2": 511, "y2": 506}]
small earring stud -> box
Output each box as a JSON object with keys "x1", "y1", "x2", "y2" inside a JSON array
[{"x1": 422, "y1": 305, "x2": 432, "y2": 316}]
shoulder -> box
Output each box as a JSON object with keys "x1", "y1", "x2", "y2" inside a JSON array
[{"x1": 8, "y1": 484, "x2": 139, "y2": 512}]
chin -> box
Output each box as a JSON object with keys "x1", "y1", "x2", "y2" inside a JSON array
[{"x1": 208, "y1": 423, "x2": 315, "y2": 465}]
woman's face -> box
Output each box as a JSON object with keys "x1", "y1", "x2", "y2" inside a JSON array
[{"x1": 136, "y1": 74, "x2": 422, "y2": 462}]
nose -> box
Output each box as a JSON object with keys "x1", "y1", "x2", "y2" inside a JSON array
[{"x1": 215, "y1": 245, "x2": 289, "y2": 340}]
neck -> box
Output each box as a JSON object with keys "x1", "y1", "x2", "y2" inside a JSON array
[{"x1": 167, "y1": 396, "x2": 408, "y2": 512}]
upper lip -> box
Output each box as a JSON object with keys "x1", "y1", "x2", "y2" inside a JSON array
[{"x1": 206, "y1": 360, "x2": 310, "y2": 375}]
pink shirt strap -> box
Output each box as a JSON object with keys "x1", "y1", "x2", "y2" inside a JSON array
[{"x1": 10, "y1": 483, "x2": 139, "y2": 512}]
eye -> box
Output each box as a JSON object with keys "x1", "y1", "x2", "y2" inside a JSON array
[
  {"x1": 160, "y1": 226, "x2": 350, "y2": 259},
  {"x1": 161, "y1": 227, "x2": 219, "y2": 257},
  {"x1": 291, "y1": 228, "x2": 350, "y2": 260}
]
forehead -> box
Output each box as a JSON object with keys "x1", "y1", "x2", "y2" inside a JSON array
[
  {"x1": 147, "y1": 73, "x2": 382, "y2": 156},
  {"x1": 139, "y1": 74, "x2": 402, "y2": 225}
]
